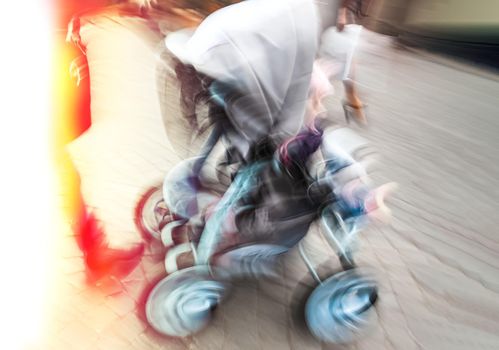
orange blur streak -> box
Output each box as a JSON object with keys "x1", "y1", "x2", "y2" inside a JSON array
[{"x1": 51, "y1": 36, "x2": 84, "y2": 225}]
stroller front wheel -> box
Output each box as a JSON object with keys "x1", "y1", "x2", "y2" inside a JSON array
[{"x1": 146, "y1": 266, "x2": 227, "y2": 337}]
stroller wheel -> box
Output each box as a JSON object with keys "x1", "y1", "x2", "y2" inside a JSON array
[
  {"x1": 146, "y1": 266, "x2": 227, "y2": 337},
  {"x1": 136, "y1": 187, "x2": 171, "y2": 240},
  {"x1": 305, "y1": 268, "x2": 378, "y2": 344}
]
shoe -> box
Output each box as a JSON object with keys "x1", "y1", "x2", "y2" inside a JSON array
[
  {"x1": 342, "y1": 100, "x2": 368, "y2": 127},
  {"x1": 76, "y1": 212, "x2": 144, "y2": 283},
  {"x1": 365, "y1": 182, "x2": 398, "y2": 224}
]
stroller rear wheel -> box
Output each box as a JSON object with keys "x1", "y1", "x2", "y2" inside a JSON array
[
  {"x1": 305, "y1": 268, "x2": 378, "y2": 344},
  {"x1": 135, "y1": 186, "x2": 171, "y2": 240},
  {"x1": 146, "y1": 266, "x2": 227, "y2": 337}
]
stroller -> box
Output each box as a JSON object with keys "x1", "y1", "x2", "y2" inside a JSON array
[
  {"x1": 138, "y1": 0, "x2": 382, "y2": 343},
  {"x1": 137, "y1": 68, "x2": 380, "y2": 345},
  {"x1": 138, "y1": 120, "x2": 380, "y2": 343}
]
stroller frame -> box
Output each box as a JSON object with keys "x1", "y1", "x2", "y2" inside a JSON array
[{"x1": 142, "y1": 123, "x2": 379, "y2": 343}]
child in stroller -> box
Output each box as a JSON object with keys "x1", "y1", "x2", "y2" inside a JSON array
[{"x1": 140, "y1": 0, "x2": 394, "y2": 344}]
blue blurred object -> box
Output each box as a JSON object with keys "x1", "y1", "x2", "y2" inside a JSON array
[{"x1": 305, "y1": 269, "x2": 378, "y2": 343}]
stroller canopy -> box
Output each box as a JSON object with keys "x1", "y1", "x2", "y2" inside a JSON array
[{"x1": 166, "y1": 0, "x2": 319, "y2": 159}]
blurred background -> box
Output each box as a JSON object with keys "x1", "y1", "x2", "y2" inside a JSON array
[{"x1": 8, "y1": 0, "x2": 498, "y2": 349}]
